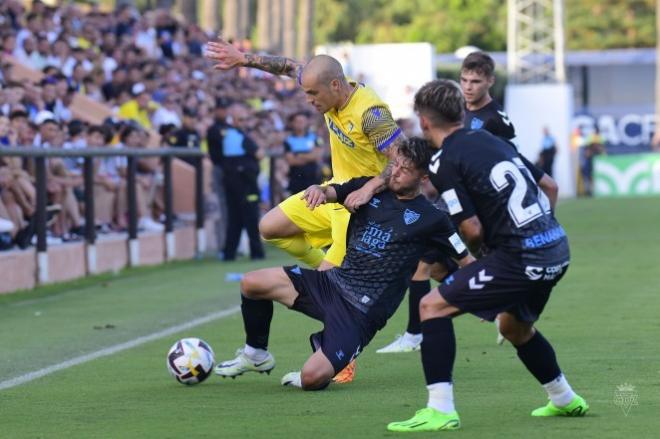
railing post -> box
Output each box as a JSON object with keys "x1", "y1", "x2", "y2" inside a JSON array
[
  {"x1": 269, "y1": 154, "x2": 276, "y2": 208},
  {"x1": 163, "y1": 156, "x2": 175, "y2": 261},
  {"x1": 83, "y1": 157, "x2": 97, "y2": 274},
  {"x1": 35, "y1": 156, "x2": 48, "y2": 284},
  {"x1": 127, "y1": 155, "x2": 139, "y2": 266},
  {"x1": 194, "y1": 156, "x2": 205, "y2": 257}
]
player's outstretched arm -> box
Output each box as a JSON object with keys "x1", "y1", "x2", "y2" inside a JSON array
[{"x1": 205, "y1": 38, "x2": 303, "y2": 80}]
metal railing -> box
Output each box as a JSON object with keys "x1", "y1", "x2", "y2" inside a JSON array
[{"x1": 0, "y1": 147, "x2": 205, "y2": 282}]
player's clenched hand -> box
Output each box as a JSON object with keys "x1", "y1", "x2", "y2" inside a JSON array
[
  {"x1": 343, "y1": 186, "x2": 373, "y2": 213},
  {"x1": 302, "y1": 185, "x2": 326, "y2": 210},
  {"x1": 205, "y1": 38, "x2": 246, "y2": 70}
]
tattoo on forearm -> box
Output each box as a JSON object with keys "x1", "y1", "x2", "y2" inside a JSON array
[{"x1": 243, "y1": 53, "x2": 303, "y2": 79}]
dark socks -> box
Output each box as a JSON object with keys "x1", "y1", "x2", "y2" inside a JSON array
[
  {"x1": 406, "y1": 279, "x2": 430, "y2": 335},
  {"x1": 515, "y1": 330, "x2": 562, "y2": 384},
  {"x1": 241, "y1": 294, "x2": 273, "y2": 350},
  {"x1": 421, "y1": 317, "x2": 456, "y2": 384}
]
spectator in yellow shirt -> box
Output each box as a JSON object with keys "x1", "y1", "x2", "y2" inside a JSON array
[{"x1": 117, "y1": 83, "x2": 157, "y2": 130}]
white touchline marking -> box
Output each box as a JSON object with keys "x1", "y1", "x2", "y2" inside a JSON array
[{"x1": 0, "y1": 305, "x2": 240, "y2": 391}]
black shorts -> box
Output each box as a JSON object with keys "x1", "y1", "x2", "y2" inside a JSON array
[
  {"x1": 438, "y1": 250, "x2": 569, "y2": 323},
  {"x1": 284, "y1": 265, "x2": 376, "y2": 374}
]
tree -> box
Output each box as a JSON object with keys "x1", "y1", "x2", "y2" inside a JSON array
[{"x1": 313, "y1": 0, "x2": 656, "y2": 51}]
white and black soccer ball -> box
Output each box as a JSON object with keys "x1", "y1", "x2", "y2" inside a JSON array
[{"x1": 166, "y1": 338, "x2": 215, "y2": 385}]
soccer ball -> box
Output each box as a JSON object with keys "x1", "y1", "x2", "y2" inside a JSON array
[{"x1": 166, "y1": 338, "x2": 215, "y2": 385}]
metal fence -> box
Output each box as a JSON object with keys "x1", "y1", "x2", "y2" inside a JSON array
[{"x1": 0, "y1": 147, "x2": 205, "y2": 282}]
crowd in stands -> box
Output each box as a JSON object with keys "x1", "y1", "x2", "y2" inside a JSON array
[{"x1": 0, "y1": 0, "x2": 328, "y2": 254}]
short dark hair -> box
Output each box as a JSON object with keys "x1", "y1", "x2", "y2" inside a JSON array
[
  {"x1": 461, "y1": 51, "x2": 495, "y2": 78},
  {"x1": 288, "y1": 111, "x2": 308, "y2": 123},
  {"x1": 397, "y1": 137, "x2": 433, "y2": 171},
  {"x1": 87, "y1": 125, "x2": 105, "y2": 137},
  {"x1": 414, "y1": 79, "x2": 465, "y2": 127},
  {"x1": 9, "y1": 110, "x2": 28, "y2": 120}
]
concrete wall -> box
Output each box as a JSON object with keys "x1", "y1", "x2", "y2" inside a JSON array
[
  {"x1": 0, "y1": 248, "x2": 36, "y2": 294},
  {"x1": 0, "y1": 225, "x2": 211, "y2": 295}
]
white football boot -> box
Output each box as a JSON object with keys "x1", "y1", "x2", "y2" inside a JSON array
[
  {"x1": 281, "y1": 371, "x2": 302, "y2": 388},
  {"x1": 215, "y1": 348, "x2": 275, "y2": 378},
  {"x1": 376, "y1": 333, "x2": 423, "y2": 353}
]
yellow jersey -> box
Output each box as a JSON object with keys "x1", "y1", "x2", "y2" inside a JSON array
[
  {"x1": 324, "y1": 81, "x2": 401, "y2": 183},
  {"x1": 117, "y1": 100, "x2": 157, "y2": 130}
]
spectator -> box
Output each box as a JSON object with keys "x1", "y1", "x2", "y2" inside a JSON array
[
  {"x1": 87, "y1": 125, "x2": 122, "y2": 231},
  {"x1": 117, "y1": 83, "x2": 157, "y2": 129},
  {"x1": 120, "y1": 125, "x2": 164, "y2": 232},
  {"x1": 102, "y1": 67, "x2": 128, "y2": 102},
  {"x1": 283, "y1": 112, "x2": 321, "y2": 194},
  {"x1": 167, "y1": 107, "x2": 200, "y2": 165},
  {"x1": 13, "y1": 35, "x2": 38, "y2": 67},
  {"x1": 152, "y1": 93, "x2": 182, "y2": 130}
]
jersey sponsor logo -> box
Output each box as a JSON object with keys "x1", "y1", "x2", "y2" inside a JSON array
[
  {"x1": 327, "y1": 118, "x2": 355, "y2": 148},
  {"x1": 369, "y1": 197, "x2": 381, "y2": 208},
  {"x1": 448, "y1": 232, "x2": 467, "y2": 254},
  {"x1": 497, "y1": 110, "x2": 512, "y2": 126},
  {"x1": 356, "y1": 221, "x2": 392, "y2": 258},
  {"x1": 403, "y1": 209, "x2": 420, "y2": 225},
  {"x1": 471, "y1": 117, "x2": 484, "y2": 129},
  {"x1": 525, "y1": 261, "x2": 569, "y2": 281},
  {"x1": 429, "y1": 149, "x2": 442, "y2": 174},
  {"x1": 441, "y1": 189, "x2": 463, "y2": 215},
  {"x1": 469, "y1": 269, "x2": 494, "y2": 290},
  {"x1": 522, "y1": 226, "x2": 566, "y2": 249}
]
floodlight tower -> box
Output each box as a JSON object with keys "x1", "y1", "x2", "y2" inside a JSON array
[
  {"x1": 505, "y1": 0, "x2": 575, "y2": 197},
  {"x1": 507, "y1": 0, "x2": 566, "y2": 84}
]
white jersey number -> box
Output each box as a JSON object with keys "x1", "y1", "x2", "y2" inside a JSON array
[{"x1": 489, "y1": 158, "x2": 550, "y2": 228}]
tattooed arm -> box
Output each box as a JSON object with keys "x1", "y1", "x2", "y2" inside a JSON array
[
  {"x1": 205, "y1": 39, "x2": 304, "y2": 81},
  {"x1": 342, "y1": 106, "x2": 406, "y2": 212}
]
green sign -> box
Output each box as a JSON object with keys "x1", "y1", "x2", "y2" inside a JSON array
[{"x1": 594, "y1": 153, "x2": 660, "y2": 197}]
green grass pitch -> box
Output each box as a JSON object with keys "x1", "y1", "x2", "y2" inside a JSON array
[{"x1": 0, "y1": 197, "x2": 658, "y2": 438}]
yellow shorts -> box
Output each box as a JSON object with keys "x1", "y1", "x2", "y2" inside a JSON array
[{"x1": 279, "y1": 191, "x2": 350, "y2": 266}]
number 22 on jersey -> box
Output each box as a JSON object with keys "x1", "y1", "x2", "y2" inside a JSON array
[{"x1": 489, "y1": 157, "x2": 551, "y2": 228}]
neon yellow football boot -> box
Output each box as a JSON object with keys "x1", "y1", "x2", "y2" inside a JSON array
[
  {"x1": 387, "y1": 407, "x2": 460, "y2": 432},
  {"x1": 531, "y1": 394, "x2": 589, "y2": 417}
]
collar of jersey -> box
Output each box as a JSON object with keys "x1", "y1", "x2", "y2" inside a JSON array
[{"x1": 337, "y1": 80, "x2": 360, "y2": 112}]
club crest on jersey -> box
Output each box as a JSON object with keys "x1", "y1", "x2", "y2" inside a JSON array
[
  {"x1": 369, "y1": 197, "x2": 381, "y2": 208},
  {"x1": 470, "y1": 118, "x2": 484, "y2": 129},
  {"x1": 403, "y1": 209, "x2": 420, "y2": 225},
  {"x1": 327, "y1": 118, "x2": 355, "y2": 148}
]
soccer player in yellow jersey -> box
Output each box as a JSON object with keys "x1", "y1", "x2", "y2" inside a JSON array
[{"x1": 206, "y1": 40, "x2": 402, "y2": 383}]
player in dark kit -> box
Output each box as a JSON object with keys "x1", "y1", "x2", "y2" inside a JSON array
[
  {"x1": 377, "y1": 51, "x2": 561, "y2": 352},
  {"x1": 387, "y1": 80, "x2": 588, "y2": 432},
  {"x1": 214, "y1": 138, "x2": 473, "y2": 390}
]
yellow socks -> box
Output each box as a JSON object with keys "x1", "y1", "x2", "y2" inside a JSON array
[{"x1": 265, "y1": 235, "x2": 325, "y2": 268}]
